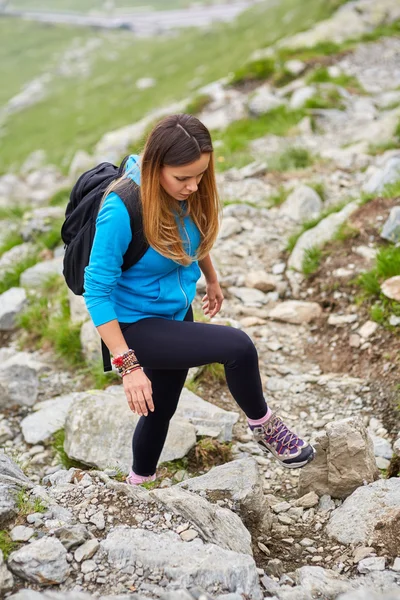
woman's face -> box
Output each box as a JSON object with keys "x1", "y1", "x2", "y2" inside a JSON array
[{"x1": 159, "y1": 153, "x2": 210, "y2": 201}]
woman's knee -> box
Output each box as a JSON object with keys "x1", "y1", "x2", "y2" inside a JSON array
[{"x1": 225, "y1": 329, "x2": 258, "y2": 367}]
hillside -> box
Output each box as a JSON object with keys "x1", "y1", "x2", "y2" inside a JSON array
[{"x1": 0, "y1": 0, "x2": 400, "y2": 598}]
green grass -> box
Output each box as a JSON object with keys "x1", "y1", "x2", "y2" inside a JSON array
[
  {"x1": 185, "y1": 93, "x2": 212, "y2": 116},
  {"x1": 360, "y1": 178, "x2": 400, "y2": 205},
  {"x1": 0, "y1": 254, "x2": 40, "y2": 295},
  {"x1": 213, "y1": 106, "x2": 307, "y2": 171},
  {"x1": 268, "y1": 185, "x2": 289, "y2": 207},
  {"x1": 0, "y1": 231, "x2": 24, "y2": 256},
  {"x1": 357, "y1": 247, "x2": 400, "y2": 312},
  {"x1": 230, "y1": 57, "x2": 276, "y2": 85},
  {"x1": 333, "y1": 222, "x2": 360, "y2": 242},
  {"x1": 308, "y1": 181, "x2": 326, "y2": 201},
  {"x1": 52, "y1": 429, "x2": 89, "y2": 470},
  {"x1": 302, "y1": 246, "x2": 323, "y2": 275},
  {"x1": 35, "y1": 218, "x2": 64, "y2": 250},
  {"x1": 15, "y1": 489, "x2": 47, "y2": 516},
  {"x1": 49, "y1": 187, "x2": 71, "y2": 207},
  {"x1": 80, "y1": 358, "x2": 121, "y2": 389},
  {"x1": 17, "y1": 274, "x2": 83, "y2": 366},
  {"x1": 0, "y1": 531, "x2": 18, "y2": 560},
  {"x1": 0, "y1": 206, "x2": 28, "y2": 220},
  {"x1": 0, "y1": 0, "x2": 345, "y2": 172},
  {"x1": 306, "y1": 66, "x2": 363, "y2": 92},
  {"x1": 268, "y1": 146, "x2": 314, "y2": 172}
]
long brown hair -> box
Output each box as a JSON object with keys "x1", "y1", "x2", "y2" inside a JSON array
[{"x1": 105, "y1": 114, "x2": 221, "y2": 266}]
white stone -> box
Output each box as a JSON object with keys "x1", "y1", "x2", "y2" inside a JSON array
[
  {"x1": 389, "y1": 315, "x2": 400, "y2": 327},
  {"x1": 285, "y1": 59, "x2": 306, "y2": 75},
  {"x1": 268, "y1": 301, "x2": 322, "y2": 324},
  {"x1": 280, "y1": 185, "x2": 322, "y2": 223},
  {"x1": 381, "y1": 276, "x2": 400, "y2": 302},
  {"x1": 218, "y1": 217, "x2": 243, "y2": 240},
  {"x1": 358, "y1": 556, "x2": 386, "y2": 574},
  {"x1": 363, "y1": 157, "x2": 400, "y2": 195},
  {"x1": 0, "y1": 287, "x2": 27, "y2": 330},
  {"x1": 69, "y1": 150, "x2": 95, "y2": 180},
  {"x1": 228, "y1": 286, "x2": 266, "y2": 305},
  {"x1": 244, "y1": 271, "x2": 278, "y2": 292},
  {"x1": 0, "y1": 549, "x2": 13, "y2": 594},
  {"x1": 10, "y1": 526, "x2": 34, "y2": 542},
  {"x1": 289, "y1": 201, "x2": 359, "y2": 271},
  {"x1": 358, "y1": 320, "x2": 378, "y2": 339},
  {"x1": 8, "y1": 537, "x2": 69, "y2": 584},
  {"x1": 392, "y1": 557, "x2": 400, "y2": 572},
  {"x1": 21, "y1": 393, "x2": 81, "y2": 444},
  {"x1": 371, "y1": 435, "x2": 393, "y2": 460},
  {"x1": 80, "y1": 319, "x2": 101, "y2": 364},
  {"x1": 248, "y1": 85, "x2": 284, "y2": 116},
  {"x1": 381, "y1": 205, "x2": 400, "y2": 243},
  {"x1": 328, "y1": 314, "x2": 358, "y2": 326},
  {"x1": 290, "y1": 86, "x2": 316, "y2": 109},
  {"x1": 20, "y1": 257, "x2": 63, "y2": 288},
  {"x1": 74, "y1": 539, "x2": 100, "y2": 563}
]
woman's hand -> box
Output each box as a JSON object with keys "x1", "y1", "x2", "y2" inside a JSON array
[
  {"x1": 202, "y1": 279, "x2": 224, "y2": 318},
  {"x1": 123, "y1": 369, "x2": 154, "y2": 416}
]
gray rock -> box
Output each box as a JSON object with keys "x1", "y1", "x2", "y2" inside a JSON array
[
  {"x1": 0, "y1": 452, "x2": 33, "y2": 526},
  {"x1": 244, "y1": 271, "x2": 279, "y2": 292},
  {"x1": 288, "y1": 201, "x2": 359, "y2": 271},
  {"x1": 8, "y1": 537, "x2": 70, "y2": 584},
  {"x1": 228, "y1": 286, "x2": 266, "y2": 305},
  {"x1": 178, "y1": 457, "x2": 271, "y2": 532},
  {"x1": 290, "y1": 86, "x2": 316, "y2": 109},
  {"x1": 285, "y1": 59, "x2": 306, "y2": 75},
  {"x1": 280, "y1": 185, "x2": 322, "y2": 223},
  {"x1": 21, "y1": 393, "x2": 81, "y2": 444},
  {"x1": 21, "y1": 207, "x2": 65, "y2": 241},
  {"x1": 68, "y1": 290, "x2": 89, "y2": 324},
  {"x1": 326, "y1": 478, "x2": 400, "y2": 548},
  {"x1": 64, "y1": 389, "x2": 197, "y2": 473},
  {"x1": 363, "y1": 157, "x2": 400, "y2": 195},
  {"x1": 20, "y1": 257, "x2": 63, "y2": 288},
  {"x1": 0, "y1": 243, "x2": 35, "y2": 281},
  {"x1": 8, "y1": 593, "x2": 95, "y2": 600},
  {"x1": 299, "y1": 417, "x2": 379, "y2": 499},
  {"x1": 268, "y1": 301, "x2": 322, "y2": 324},
  {"x1": 74, "y1": 538, "x2": 100, "y2": 562},
  {"x1": 0, "y1": 362, "x2": 39, "y2": 408},
  {"x1": 69, "y1": 150, "x2": 96, "y2": 180},
  {"x1": 381, "y1": 206, "x2": 400, "y2": 243},
  {"x1": 248, "y1": 85, "x2": 285, "y2": 116},
  {"x1": 10, "y1": 525, "x2": 34, "y2": 542},
  {"x1": 371, "y1": 435, "x2": 393, "y2": 459},
  {"x1": 54, "y1": 524, "x2": 90, "y2": 550},
  {"x1": 338, "y1": 591, "x2": 400, "y2": 600},
  {"x1": 152, "y1": 486, "x2": 252, "y2": 555},
  {"x1": 80, "y1": 319, "x2": 102, "y2": 364},
  {"x1": 381, "y1": 276, "x2": 400, "y2": 303},
  {"x1": 294, "y1": 566, "x2": 354, "y2": 597},
  {"x1": 358, "y1": 557, "x2": 386, "y2": 574},
  {"x1": 175, "y1": 388, "x2": 238, "y2": 441},
  {"x1": 0, "y1": 287, "x2": 27, "y2": 330},
  {"x1": 101, "y1": 526, "x2": 263, "y2": 599},
  {"x1": 0, "y1": 549, "x2": 14, "y2": 595}
]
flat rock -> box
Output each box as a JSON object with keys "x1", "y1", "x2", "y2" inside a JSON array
[
  {"x1": 8, "y1": 537, "x2": 70, "y2": 584},
  {"x1": 269, "y1": 301, "x2": 322, "y2": 324},
  {"x1": 64, "y1": 389, "x2": 197, "y2": 473},
  {"x1": 54, "y1": 524, "x2": 90, "y2": 550},
  {"x1": 288, "y1": 201, "x2": 359, "y2": 271},
  {"x1": 101, "y1": 526, "x2": 263, "y2": 599},
  {"x1": 178, "y1": 457, "x2": 272, "y2": 532},
  {"x1": 20, "y1": 257, "x2": 63, "y2": 288},
  {"x1": 21, "y1": 393, "x2": 81, "y2": 444},
  {"x1": 0, "y1": 287, "x2": 27, "y2": 330},
  {"x1": 298, "y1": 417, "x2": 379, "y2": 499},
  {"x1": 152, "y1": 486, "x2": 252, "y2": 555},
  {"x1": 326, "y1": 478, "x2": 400, "y2": 548},
  {"x1": 244, "y1": 271, "x2": 279, "y2": 292},
  {"x1": 228, "y1": 286, "x2": 266, "y2": 305}
]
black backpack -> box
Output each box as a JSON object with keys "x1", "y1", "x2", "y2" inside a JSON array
[{"x1": 61, "y1": 156, "x2": 149, "y2": 371}]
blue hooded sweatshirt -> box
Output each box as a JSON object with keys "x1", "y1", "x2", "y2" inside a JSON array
[{"x1": 83, "y1": 155, "x2": 202, "y2": 327}]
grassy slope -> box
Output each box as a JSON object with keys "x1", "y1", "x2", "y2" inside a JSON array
[
  {"x1": 0, "y1": 0, "x2": 342, "y2": 172},
  {"x1": 0, "y1": 19, "x2": 90, "y2": 106}
]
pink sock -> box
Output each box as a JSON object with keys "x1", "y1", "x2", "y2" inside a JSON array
[
  {"x1": 248, "y1": 407, "x2": 272, "y2": 427},
  {"x1": 126, "y1": 470, "x2": 156, "y2": 485}
]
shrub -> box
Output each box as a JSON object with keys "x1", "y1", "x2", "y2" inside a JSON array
[
  {"x1": 0, "y1": 254, "x2": 39, "y2": 295},
  {"x1": 0, "y1": 531, "x2": 17, "y2": 560},
  {"x1": 269, "y1": 147, "x2": 314, "y2": 172},
  {"x1": 230, "y1": 57, "x2": 275, "y2": 85},
  {"x1": 185, "y1": 93, "x2": 212, "y2": 115},
  {"x1": 302, "y1": 246, "x2": 323, "y2": 275}
]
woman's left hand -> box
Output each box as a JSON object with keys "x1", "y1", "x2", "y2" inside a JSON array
[{"x1": 202, "y1": 280, "x2": 224, "y2": 318}]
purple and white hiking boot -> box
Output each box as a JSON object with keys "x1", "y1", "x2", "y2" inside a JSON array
[{"x1": 250, "y1": 412, "x2": 315, "y2": 468}]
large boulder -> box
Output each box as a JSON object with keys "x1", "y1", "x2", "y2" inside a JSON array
[
  {"x1": 8, "y1": 537, "x2": 70, "y2": 585},
  {"x1": 64, "y1": 389, "x2": 197, "y2": 473},
  {"x1": 298, "y1": 417, "x2": 379, "y2": 499},
  {"x1": 288, "y1": 201, "x2": 359, "y2": 271},
  {"x1": 0, "y1": 453, "x2": 33, "y2": 526},
  {"x1": 326, "y1": 478, "x2": 400, "y2": 555},
  {"x1": 152, "y1": 486, "x2": 253, "y2": 555},
  {"x1": 178, "y1": 457, "x2": 271, "y2": 532},
  {"x1": 101, "y1": 526, "x2": 263, "y2": 599},
  {"x1": 80, "y1": 319, "x2": 102, "y2": 364},
  {"x1": 20, "y1": 257, "x2": 63, "y2": 288}
]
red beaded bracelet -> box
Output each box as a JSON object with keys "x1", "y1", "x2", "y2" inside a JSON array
[{"x1": 121, "y1": 365, "x2": 142, "y2": 378}]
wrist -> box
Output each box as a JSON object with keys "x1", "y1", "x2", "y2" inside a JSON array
[{"x1": 206, "y1": 274, "x2": 218, "y2": 284}]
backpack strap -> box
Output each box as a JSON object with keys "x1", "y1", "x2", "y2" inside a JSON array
[{"x1": 101, "y1": 339, "x2": 112, "y2": 372}]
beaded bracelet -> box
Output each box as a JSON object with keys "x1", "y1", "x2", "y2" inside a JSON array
[
  {"x1": 112, "y1": 349, "x2": 140, "y2": 374},
  {"x1": 121, "y1": 365, "x2": 142, "y2": 378}
]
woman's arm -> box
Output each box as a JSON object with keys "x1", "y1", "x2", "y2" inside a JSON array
[
  {"x1": 97, "y1": 320, "x2": 129, "y2": 356},
  {"x1": 198, "y1": 253, "x2": 218, "y2": 283}
]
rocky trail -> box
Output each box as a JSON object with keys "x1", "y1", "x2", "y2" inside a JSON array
[{"x1": 1, "y1": 0, "x2": 400, "y2": 598}]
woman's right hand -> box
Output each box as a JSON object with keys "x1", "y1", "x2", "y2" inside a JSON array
[{"x1": 123, "y1": 369, "x2": 154, "y2": 416}]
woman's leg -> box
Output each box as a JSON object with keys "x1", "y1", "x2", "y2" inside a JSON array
[{"x1": 122, "y1": 306, "x2": 313, "y2": 475}]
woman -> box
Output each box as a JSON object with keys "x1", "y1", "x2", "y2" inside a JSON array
[{"x1": 83, "y1": 113, "x2": 314, "y2": 486}]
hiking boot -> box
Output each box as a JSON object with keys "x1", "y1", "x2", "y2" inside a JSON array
[
  {"x1": 250, "y1": 412, "x2": 315, "y2": 468},
  {"x1": 126, "y1": 470, "x2": 156, "y2": 486}
]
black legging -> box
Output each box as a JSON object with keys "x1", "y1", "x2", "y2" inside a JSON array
[{"x1": 120, "y1": 305, "x2": 268, "y2": 476}]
